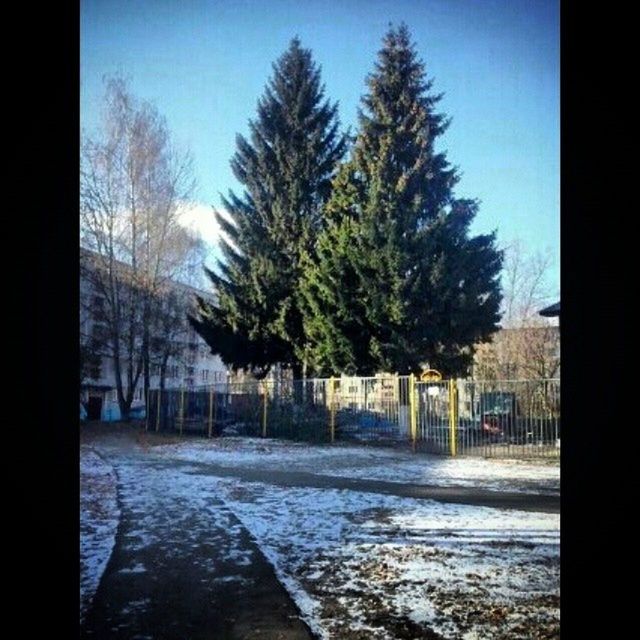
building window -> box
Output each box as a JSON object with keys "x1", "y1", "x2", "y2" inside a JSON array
[
  {"x1": 202, "y1": 369, "x2": 209, "y2": 382},
  {"x1": 92, "y1": 295, "x2": 107, "y2": 322},
  {"x1": 186, "y1": 366, "x2": 194, "y2": 377},
  {"x1": 91, "y1": 322, "x2": 107, "y2": 343},
  {"x1": 170, "y1": 366, "x2": 179, "y2": 378},
  {"x1": 92, "y1": 295, "x2": 104, "y2": 311}
]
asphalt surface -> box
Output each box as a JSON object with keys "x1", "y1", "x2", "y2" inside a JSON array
[
  {"x1": 80, "y1": 426, "x2": 558, "y2": 638},
  {"x1": 175, "y1": 461, "x2": 560, "y2": 514},
  {"x1": 80, "y1": 433, "x2": 313, "y2": 640}
]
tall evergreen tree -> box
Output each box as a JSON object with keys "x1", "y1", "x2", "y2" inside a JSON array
[
  {"x1": 191, "y1": 38, "x2": 347, "y2": 378},
  {"x1": 300, "y1": 24, "x2": 502, "y2": 377}
]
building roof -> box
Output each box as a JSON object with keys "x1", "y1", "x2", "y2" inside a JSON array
[
  {"x1": 539, "y1": 301, "x2": 560, "y2": 317},
  {"x1": 80, "y1": 246, "x2": 215, "y2": 302}
]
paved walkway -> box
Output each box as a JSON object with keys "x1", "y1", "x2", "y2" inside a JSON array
[
  {"x1": 80, "y1": 434, "x2": 313, "y2": 640},
  {"x1": 174, "y1": 461, "x2": 560, "y2": 514},
  {"x1": 80, "y1": 428, "x2": 558, "y2": 638}
]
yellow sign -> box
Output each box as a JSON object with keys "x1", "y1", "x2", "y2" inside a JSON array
[{"x1": 420, "y1": 369, "x2": 442, "y2": 382}]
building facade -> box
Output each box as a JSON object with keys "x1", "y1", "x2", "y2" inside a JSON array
[
  {"x1": 80, "y1": 249, "x2": 228, "y2": 421},
  {"x1": 471, "y1": 325, "x2": 560, "y2": 381}
]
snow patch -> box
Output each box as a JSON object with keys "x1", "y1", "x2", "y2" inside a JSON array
[
  {"x1": 80, "y1": 446, "x2": 120, "y2": 623},
  {"x1": 212, "y1": 478, "x2": 559, "y2": 639}
]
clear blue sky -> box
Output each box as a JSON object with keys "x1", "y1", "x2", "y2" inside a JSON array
[{"x1": 81, "y1": 0, "x2": 559, "y2": 294}]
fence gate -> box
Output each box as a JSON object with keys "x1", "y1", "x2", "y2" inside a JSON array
[{"x1": 415, "y1": 380, "x2": 454, "y2": 454}]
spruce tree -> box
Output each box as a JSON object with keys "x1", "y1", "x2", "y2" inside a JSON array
[
  {"x1": 191, "y1": 38, "x2": 347, "y2": 378},
  {"x1": 300, "y1": 24, "x2": 502, "y2": 377}
]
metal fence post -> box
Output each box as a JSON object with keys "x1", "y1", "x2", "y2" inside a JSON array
[
  {"x1": 449, "y1": 379, "x2": 458, "y2": 456},
  {"x1": 329, "y1": 376, "x2": 336, "y2": 443},
  {"x1": 214, "y1": 385, "x2": 218, "y2": 430},
  {"x1": 208, "y1": 387, "x2": 214, "y2": 438},
  {"x1": 394, "y1": 373, "x2": 399, "y2": 426},
  {"x1": 409, "y1": 373, "x2": 417, "y2": 452},
  {"x1": 179, "y1": 387, "x2": 185, "y2": 436},
  {"x1": 262, "y1": 383, "x2": 268, "y2": 438},
  {"x1": 155, "y1": 388, "x2": 161, "y2": 432}
]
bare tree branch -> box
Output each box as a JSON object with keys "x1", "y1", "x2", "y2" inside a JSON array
[{"x1": 80, "y1": 75, "x2": 202, "y2": 419}]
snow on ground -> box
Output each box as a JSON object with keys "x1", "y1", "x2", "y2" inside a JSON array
[
  {"x1": 154, "y1": 437, "x2": 559, "y2": 495},
  {"x1": 80, "y1": 446, "x2": 120, "y2": 623},
  {"x1": 113, "y1": 459, "x2": 255, "y2": 575},
  {"x1": 81, "y1": 434, "x2": 559, "y2": 638},
  {"x1": 213, "y1": 478, "x2": 560, "y2": 640}
]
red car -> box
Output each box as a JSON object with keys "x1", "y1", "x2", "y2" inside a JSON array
[
  {"x1": 479, "y1": 392, "x2": 517, "y2": 440},
  {"x1": 481, "y1": 415, "x2": 504, "y2": 435}
]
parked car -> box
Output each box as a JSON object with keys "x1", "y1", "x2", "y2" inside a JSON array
[{"x1": 479, "y1": 392, "x2": 518, "y2": 441}]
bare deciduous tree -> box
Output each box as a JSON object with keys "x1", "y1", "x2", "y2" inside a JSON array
[
  {"x1": 473, "y1": 240, "x2": 559, "y2": 381},
  {"x1": 80, "y1": 75, "x2": 204, "y2": 420},
  {"x1": 149, "y1": 278, "x2": 208, "y2": 395}
]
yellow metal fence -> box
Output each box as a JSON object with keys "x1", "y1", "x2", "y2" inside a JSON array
[{"x1": 147, "y1": 376, "x2": 560, "y2": 459}]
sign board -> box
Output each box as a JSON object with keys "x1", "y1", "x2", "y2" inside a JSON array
[{"x1": 420, "y1": 369, "x2": 442, "y2": 382}]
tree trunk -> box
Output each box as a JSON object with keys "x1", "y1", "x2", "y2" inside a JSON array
[
  {"x1": 118, "y1": 392, "x2": 132, "y2": 422},
  {"x1": 120, "y1": 354, "x2": 143, "y2": 423},
  {"x1": 159, "y1": 353, "x2": 169, "y2": 430},
  {"x1": 113, "y1": 335, "x2": 131, "y2": 422},
  {"x1": 302, "y1": 358, "x2": 308, "y2": 403},
  {"x1": 143, "y1": 322, "x2": 150, "y2": 412}
]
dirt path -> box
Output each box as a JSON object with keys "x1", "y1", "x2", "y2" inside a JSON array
[{"x1": 80, "y1": 431, "x2": 313, "y2": 640}]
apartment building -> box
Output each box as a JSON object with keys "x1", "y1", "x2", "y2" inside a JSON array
[{"x1": 80, "y1": 249, "x2": 228, "y2": 421}]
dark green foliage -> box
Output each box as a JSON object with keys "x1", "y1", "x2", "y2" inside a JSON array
[
  {"x1": 190, "y1": 38, "x2": 347, "y2": 377},
  {"x1": 300, "y1": 24, "x2": 502, "y2": 377}
]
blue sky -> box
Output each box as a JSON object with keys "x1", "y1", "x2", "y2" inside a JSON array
[{"x1": 81, "y1": 0, "x2": 559, "y2": 294}]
